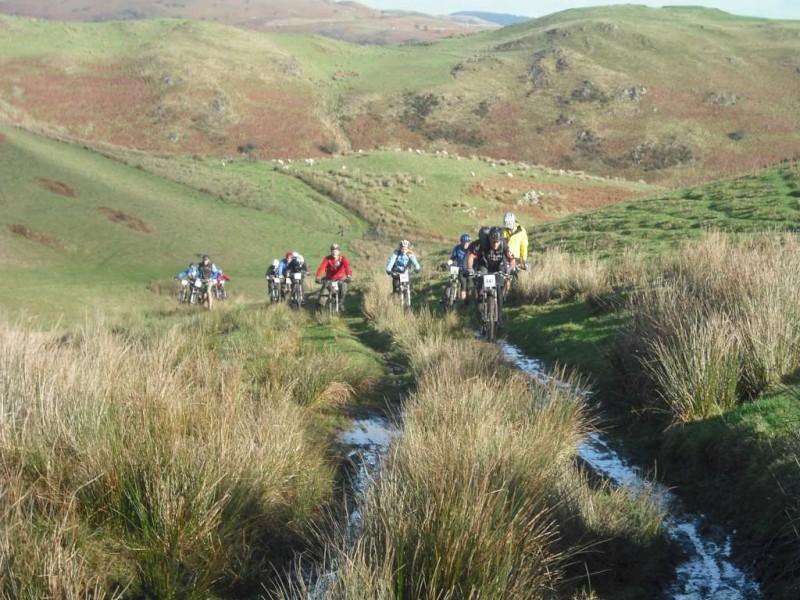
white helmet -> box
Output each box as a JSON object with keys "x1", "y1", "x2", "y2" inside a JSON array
[
  {"x1": 399, "y1": 239, "x2": 411, "y2": 249},
  {"x1": 271, "y1": 259, "x2": 279, "y2": 268},
  {"x1": 294, "y1": 253, "x2": 305, "y2": 265},
  {"x1": 503, "y1": 211, "x2": 516, "y2": 229}
]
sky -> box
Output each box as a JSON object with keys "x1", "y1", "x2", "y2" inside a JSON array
[{"x1": 357, "y1": 1, "x2": 800, "y2": 21}]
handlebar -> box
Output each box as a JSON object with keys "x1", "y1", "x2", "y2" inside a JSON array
[{"x1": 465, "y1": 270, "x2": 509, "y2": 279}]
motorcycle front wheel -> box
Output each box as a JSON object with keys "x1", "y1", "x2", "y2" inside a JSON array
[{"x1": 485, "y1": 294, "x2": 498, "y2": 342}]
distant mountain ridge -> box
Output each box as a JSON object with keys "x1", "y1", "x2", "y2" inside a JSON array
[
  {"x1": 0, "y1": 0, "x2": 498, "y2": 44},
  {"x1": 450, "y1": 11, "x2": 531, "y2": 26}
]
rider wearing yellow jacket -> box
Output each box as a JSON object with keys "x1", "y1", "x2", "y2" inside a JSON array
[{"x1": 503, "y1": 212, "x2": 528, "y2": 266}]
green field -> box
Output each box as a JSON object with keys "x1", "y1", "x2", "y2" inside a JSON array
[
  {"x1": 2, "y1": 10, "x2": 800, "y2": 593},
  {"x1": 0, "y1": 125, "x2": 368, "y2": 321}
]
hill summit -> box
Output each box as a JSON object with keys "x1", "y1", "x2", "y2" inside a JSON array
[{"x1": 0, "y1": 5, "x2": 798, "y2": 186}]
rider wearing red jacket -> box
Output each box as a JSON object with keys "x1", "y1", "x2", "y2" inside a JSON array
[{"x1": 315, "y1": 243, "x2": 352, "y2": 309}]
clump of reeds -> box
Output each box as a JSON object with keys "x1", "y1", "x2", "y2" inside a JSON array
[
  {"x1": 0, "y1": 304, "x2": 358, "y2": 597},
  {"x1": 617, "y1": 231, "x2": 800, "y2": 422},
  {"x1": 304, "y1": 267, "x2": 666, "y2": 599},
  {"x1": 515, "y1": 248, "x2": 611, "y2": 305}
]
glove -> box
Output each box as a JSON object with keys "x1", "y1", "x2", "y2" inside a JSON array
[
  {"x1": 386, "y1": 270, "x2": 393, "y2": 276},
  {"x1": 315, "y1": 278, "x2": 321, "y2": 284},
  {"x1": 344, "y1": 277, "x2": 351, "y2": 283}
]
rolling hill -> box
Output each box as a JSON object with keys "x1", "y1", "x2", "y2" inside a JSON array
[
  {"x1": 0, "y1": 0, "x2": 498, "y2": 45},
  {"x1": 1, "y1": 6, "x2": 798, "y2": 187},
  {"x1": 0, "y1": 121, "x2": 656, "y2": 322}
]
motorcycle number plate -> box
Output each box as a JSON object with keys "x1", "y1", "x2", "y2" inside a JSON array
[
  {"x1": 330, "y1": 281, "x2": 339, "y2": 291},
  {"x1": 194, "y1": 279, "x2": 203, "y2": 288},
  {"x1": 293, "y1": 272, "x2": 302, "y2": 280},
  {"x1": 398, "y1": 272, "x2": 410, "y2": 283},
  {"x1": 450, "y1": 266, "x2": 460, "y2": 276},
  {"x1": 483, "y1": 274, "x2": 496, "y2": 289}
]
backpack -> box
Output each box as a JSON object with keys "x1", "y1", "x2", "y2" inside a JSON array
[
  {"x1": 478, "y1": 226, "x2": 492, "y2": 253},
  {"x1": 477, "y1": 225, "x2": 508, "y2": 254}
]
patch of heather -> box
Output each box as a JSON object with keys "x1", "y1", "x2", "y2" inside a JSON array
[
  {"x1": 480, "y1": 104, "x2": 571, "y2": 167},
  {"x1": 37, "y1": 177, "x2": 77, "y2": 198},
  {"x1": 97, "y1": 207, "x2": 151, "y2": 233},
  {"x1": 8, "y1": 223, "x2": 72, "y2": 251},
  {"x1": 344, "y1": 115, "x2": 425, "y2": 154},
  {"x1": 227, "y1": 83, "x2": 328, "y2": 159},
  {"x1": 468, "y1": 177, "x2": 645, "y2": 223},
  {"x1": 3, "y1": 58, "x2": 161, "y2": 148}
]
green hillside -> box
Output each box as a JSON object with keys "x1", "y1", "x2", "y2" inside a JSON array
[
  {"x1": 1, "y1": 7, "x2": 799, "y2": 186},
  {"x1": 0, "y1": 125, "x2": 367, "y2": 321},
  {"x1": 529, "y1": 159, "x2": 800, "y2": 256}
]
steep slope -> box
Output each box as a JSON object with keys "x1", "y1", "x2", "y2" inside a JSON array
[
  {"x1": 0, "y1": 0, "x2": 495, "y2": 44},
  {"x1": 1, "y1": 7, "x2": 798, "y2": 187},
  {"x1": 0, "y1": 124, "x2": 367, "y2": 320},
  {"x1": 335, "y1": 6, "x2": 800, "y2": 186}
]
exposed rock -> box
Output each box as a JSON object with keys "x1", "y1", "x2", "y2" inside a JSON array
[
  {"x1": 629, "y1": 139, "x2": 696, "y2": 170},
  {"x1": 704, "y1": 90, "x2": 739, "y2": 106},
  {"x1": 556, "y1": 113, "x2": 574, "y2": 126},
  {"x1": 574, "y1": 129, "x2": 602, "y2": 158},
  {"x1": 728, "y1": 129, "x2": 746, "y2": 141},
  {"x1": 571, "y1": 79, "x2": 608, "y2": 103},
  {"x1": 519, "y1": 190, "x2": 541, "y2": 205},
  {"x1": 620, "y1": 85, "x2": 647, "y2": 102},
  {"x1": 528, "y1": 48, "x2": 568, "y2": 90}
]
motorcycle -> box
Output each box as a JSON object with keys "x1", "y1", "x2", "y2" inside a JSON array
[
  {"x1": 211, "y1": 273, "x2": 229, "y2": 301},
  {"x1": 473, "y1": 271, "x2": 507, "y2": 342},
  {"x1": 442, "y1": 262, "x2": 462, "y2": 311},
  {"x1": 320, "y1": 279, "x2": 344, "y2": 317},
  {"x1": 288, "y1": 271, "x2": 305, "y2": 309},
  {"x1": 393, "y1": 271, "x2": 412, "y2": 309},
  {"x1": 267, "y1": 275, "x2": 283, "y2": 304}
]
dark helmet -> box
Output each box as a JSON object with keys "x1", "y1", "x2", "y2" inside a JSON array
[
  {"x1": 460, "y1": 233, "x2": 471, "y2": 244},
  {"x1": 489, "y1": 227, "x2": 503, "y2": 242},
  {"x1": 201, "y1": 254, "x2": 211, "y2": 261},
  {"x1": 330, "y1": 243, "x2": 341, "y2": 252}
]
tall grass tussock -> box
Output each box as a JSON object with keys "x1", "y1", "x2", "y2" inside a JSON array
[
  {"x1": 0, "y1": 305, "x2": 375, "y2": 598},
  {"x1": 618, "y1": 232, "x2": 800, "y2": 422},
  {"x1": 299, "y1": 271, "x2": 668, "y2": 599}
]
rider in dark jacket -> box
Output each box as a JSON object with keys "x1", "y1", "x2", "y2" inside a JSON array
[{"x1": 464, "y1": 227, "x2": 515, "y2": 320}]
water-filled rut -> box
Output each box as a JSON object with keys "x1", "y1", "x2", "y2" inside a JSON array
[{"x1": 326, "y1": 341, "x2": 760, "y2": 599}]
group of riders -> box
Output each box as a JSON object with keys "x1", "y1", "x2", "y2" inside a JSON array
[
  {"x1": 175, "y1": 254, "x2": 229, "y2": 307},
  {"x1": 265, "y1": 243, "x2": 352, "y2": 312},
  {"x1": 447, "y1": 211, "x2": 528, "y2": 321},
  {"x1": 175, "y1": 211, "x2": 528, "y2": 320}
]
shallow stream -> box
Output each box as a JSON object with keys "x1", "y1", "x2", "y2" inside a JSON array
[{"x1": 327, "y1": 341, "x2": 761, "y2": 599}]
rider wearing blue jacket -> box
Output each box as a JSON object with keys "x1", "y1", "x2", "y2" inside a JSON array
[
  {"x1": 450, "y1": 233, "x2": 471, "y2": 269},
  {"x1": 176, "y1": 263, "x2": 200, "y2": 281},
  {"x1": 386, "y1": 239, "x2": 421, "y2": 294},
  {"x1": 449, "y1": 233, "x2": 472, "y2": 303}
]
